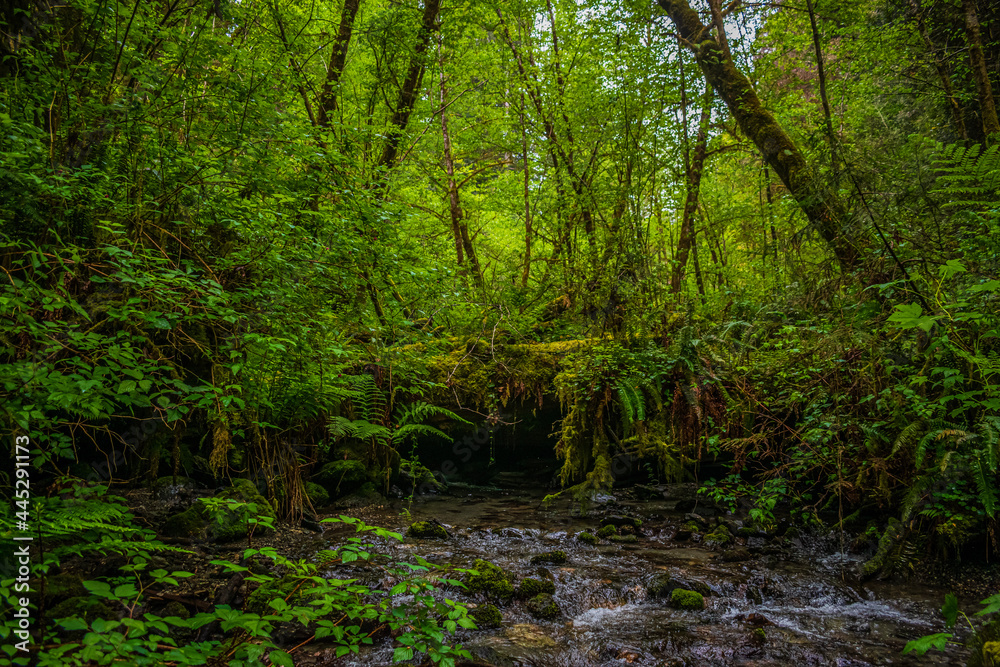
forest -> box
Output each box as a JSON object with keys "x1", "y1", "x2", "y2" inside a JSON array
[{"x1": 1, "y1": 0, "x2": 999, "y2": 664}]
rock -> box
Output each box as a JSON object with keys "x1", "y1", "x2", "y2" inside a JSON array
[
  {"x1": 529, "y1": 550, "x2": 567, "y2": 565},
  {"x1": 739, "y1": 612, "x2": 773, "y2": 627},
  {"x1": 577, "y1": 531, "x2": 599, "y2": 545},
  {"x1": 600, "y1": 515, "x2": 642, "y2": 530},
  {"x1": 597, "y1": 525, "x2": 618, "y2": 539},
  {"x1": 704, "y1": 524, "x2": 732, "y2": 548},
  {"x1": 304, "y1": 482, "x2": 329, "y2": 508},
  {"x1": 634, "y1": 484, "x2": 665, "y2": 501},
  {"x1": 674, "y1": 528, "x2": 693, "y2": 541},
  {"x1": 750, "y1": 627, "x2": 767, "y2": 643},
  {"x1": 684, "y1": 513, "x2": 710, "y2": 528},
  {"x1": 674, "y1": 499, "x2": 697, "y2": 513},
  {"x1": 314, "y1": 459, "x2": 369, "y2": 497},
  {"x1": 648, "y1": 574, "x2": 711, "y2": 598},
  {"x1": 609, "y1": 534, "x2": 639, "y2": 543},
  {"x1": 746, "y1": 586, "x2": 763, "y2": 605},
  {"x1": 517, "y1": 578, "x2": 556, "y2": 598},
  {"x1": 466, "y1": 559, "x2": 514, "y2": 602},
  {"x1": 43, "y1": 573, "x2": 87, "y2": 604},
  {"x1": 668, "y1": 588, "x2": 704, "y2": 610},
  {"x1": 720, "y1": 548, "x2": 752, "y2": 562},
  {"x1": 332, "y1": 482, "x2": 384, "y2": 509},
  {"x1": 526, "y1": 593, "x2": 560, "y2": 620},
  {"x1": 470, "y1": 603, "x2": 503, "y2": 629},
  {"x1": 407, "y1": 520, "x2": 448, "y2": 539}
]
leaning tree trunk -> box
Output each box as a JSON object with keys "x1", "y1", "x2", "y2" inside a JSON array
[{"x1": 656, "y1": 0, "x2": 863, "y2": 271}]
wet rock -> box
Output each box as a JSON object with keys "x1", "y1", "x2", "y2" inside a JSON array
[
  {"x1": 635, "y1": 484, "x2": 666, "y2": 501},
  {"x1": 517, "y1": 578, "x2": 556, "y2": 598},
  {"x1": 674, "y1": 528, "x2": 693, "y2": 541},
  {"x1": 746, "y1": 585, "x2": 763, "y2": 605},
  {"x1": 750, "y1": 627, "x2": 767, "y2": 643},
  {"x1": 470, "y1": 603, "x2": 503, "y2": 629},
  {"x1": 609, "y1": 534, "x2": 639, "y2": 543},
  {"x1": 648, "y1": 574, "x2": 711, "y2": 598},
  {"x1": 601, "y1": 515, "x2": 643, "y2": 530},
  {"x1": 407, "y1": 520, "x2": 448, "y2": 539},
  {"x1": 466, "y1": 559, "x2": 514, "y2": 602},
  {"x1": 577, "y1": 531, "x2": 599, "y2": 545},
  {"x1": 720, "y1": 547, "x2": 752, "y2": 562},
  {"x1": 684, "y1": 513, "x2": 710, "y2": 528},
  {"x1": 738, "y1": 612, "x2": 773, "y2": 627},
  {"x1": 704, "y1": 524, "x2": 732, "y2": 548},
  {"x1": 668, "y1": 588, "x2": 704, "y2": 610},
  {"x1": 526, "y1": 593, "x2": 560, "y2": 619},
  {"x1": 597, "y1": 525, "x2": 618, "y2": 539},
  {"x1": 530, "y1": 550, "x2": 567, "y2": 565}
]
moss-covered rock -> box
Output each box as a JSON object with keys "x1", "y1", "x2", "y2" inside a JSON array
[
  {"x1": 751, "y1": 627, "x2": 767, "y2": 643},
  {"x1": 48, "y1": 596, "x2": 114, "y2": 625},
  {"x1": 209, "y1": 479, "x2": 276, "y2": 542},
  {"x1": 609, "y1": 534, "x2": 638, "y2": 543},
  {"x1": 161, "y1": 504, "x2": 207, "y2": 539},
  {"x1": 407, "y1": 520, "x2": 448, "y2": 539},
  {"x1": 470, "y1": 603, "x2": 503, "y2": 629},
  {"x1": 314, "y1": 459, "x2": 369, "y2": 497},
  {"x1": 597, "y1": 525, "x2": 618, "y2": 539},
  {"x1": 43, "y1": 573, "x2": 87, "y2": 604},
  {"x1": 517, "y1": 578, "x2": 556, "y2": 598},
  {"x1": 648, "y1": 575, "x2": 711, "y2": 599},
  {"x1": 704, "y1": 524, "x2": 732, "y2": 548},
  {"x1": 526, "y1": 593, "x2": 560, "y2": 620},
  {"x1": 577, "y1": 531, "x2": 599, "y2": 545},
  {"x1": 529, "y1": 550, "x2": 567, "y2": 565},
  {"x1": 466, "y1": 559, "x2": 514, "y2": 602},
  {"x1": 304, "y1": 482, "x2": 329, "y2": 508},
  {"x1": 669, "y1": 588, "x2": 705, "y2": 610},
  {"x1": 332, "y1": 481, "x2": 384, "y2": 509}
]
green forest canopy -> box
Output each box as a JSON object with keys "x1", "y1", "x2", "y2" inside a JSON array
[{"x1": 2, "y1": 0, "x2": 999, "y2": 552}]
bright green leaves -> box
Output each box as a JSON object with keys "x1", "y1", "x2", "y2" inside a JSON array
[{"x1": 887, "y1": 303, "x2": 939, "y2": 332}]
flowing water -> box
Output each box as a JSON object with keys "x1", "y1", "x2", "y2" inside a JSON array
[{"x1": 304, "y1": 477, "x2": 966, "y2": 666}]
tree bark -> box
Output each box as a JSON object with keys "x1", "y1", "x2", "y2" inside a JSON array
[
  {"x1": 317, "y1": 0, "x2": 361, "y2": 129},
  {"x1": 377, "y1": 0, "x2": 440, "y2": 171},
  {"x1": 962, "y1": 0, "x2": 1000, "y2": 141},
  {"x1": 672, "y1": 83, "x2": 713, "y2": 293},
  {"x1": 438, "y1": 36, "x2": 483, "y2": 290},
  {"x1": 656, "y1": 0, "x2": 862, "y2": 270}
]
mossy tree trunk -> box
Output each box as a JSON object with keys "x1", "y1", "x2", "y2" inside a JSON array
[{"x1": 656, "y1": 0, "x2": 864, "y2": 271}]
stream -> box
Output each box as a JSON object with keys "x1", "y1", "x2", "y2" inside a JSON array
[{"x1": 298, "y1": 471, "x2": 966, "y2": 667}]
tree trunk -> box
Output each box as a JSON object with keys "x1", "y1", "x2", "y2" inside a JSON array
[
  {"x1": 520, "y1": 91, "x2": 533, "y2": 288},
  {"x1": 438, "y1": 39, "x2": 483, "y2": 290},
  {"x1": 962, "y1": 0, "x2": 1000, "y2": 141},
  {"x1": 672, "y1": 84, "x2": 713, "y2": 293},
  {"x1": 317, "y1": 0, "x2": 361, "y2": 129},
  {"x1": 656, "y1": 0, "x2": 862, "y2": 270},
  {"x1": 909, "y1": 0, "x2": 967, "y2": 142},
  {"x1": 804, "y1": 0, "x2": 839, "y2": 180},
  {"x1": 377, "y1": 0, "x2": 440, "y2": 172}
]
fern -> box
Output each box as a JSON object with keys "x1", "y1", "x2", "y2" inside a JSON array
[
  {"x1": 930, "y1": 141, "x2": 1000, "y2": 211},
  {"x1": 974, "y1": 457, "x2": 998, "y2": 518}
]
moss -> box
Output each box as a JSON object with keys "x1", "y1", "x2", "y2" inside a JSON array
[
  {"x1": 208, "y1": 479, "x2": 276, "y2": 542},
  {"x1": 333, "y1": 482, "x2": 384, "y2": 509},
  {"x1": 530, "y1": 550, "x2": 567, "y2": 565},
  {"x1": 597, "y1": 525, "x2": 618, "y2": 539},
  {"x1": 305, "y1": 482, "x2": 329, "y2": 508},
  {"x1": 609, "y1": 534, "x2": 638, "y2": 543},
  {"x1": 526, "y1": 593, "x2": 560, "y2": 620},
  {"x1": 669, "y1": 588, "x2": 705, "y2": 610},
  {"x1": 315, "y1": 459, "x2": 369, "y2": 497},
  {"x1": 465, "y1": 559, "x2": 514, "y2": 601},
  {"x1": 682, "y1": 521, "x2": 702, "y2": 533},
  {"x1": 517, "y1": 578, "x2": 556, "y2": 598},
  {"x1": 43, "y1": 573, "x2": 87, "y2": 603},
  {"x1": 470, "y1": 603, "x2": 502, "y2": 629},
  {"x1": 160, "y1": 600, "x2": 191, "y2": 621},
  {"x1": 751, "y1": 627, "x2": 767, "y2": 642},
  {"x1": 648, "y1": 575, "x2": 711, "y2": 599},
  {"x1": 161, "y1": 504, "x2": 206, "y2": 539},
  {"x1": 48, "y1": 597, "x2": 114, "y2": 625},
  {"x1": 407, "y1": 521, "x2": 448, "y2": 539},
  {"x1": 704, "y1": 524, "x2": 732, "y2": 547},
  {"x1": 577, "y1": 531, "x2": 599, "y2": 545}
]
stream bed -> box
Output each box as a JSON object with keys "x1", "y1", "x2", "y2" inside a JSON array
[{"x1": 298, "y1": 477, "x2": 966, "y2": 667}]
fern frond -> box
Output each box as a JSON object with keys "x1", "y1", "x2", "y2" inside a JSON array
[{"x1": 974, "y1": 457, "x2": 998, "y2": 518}]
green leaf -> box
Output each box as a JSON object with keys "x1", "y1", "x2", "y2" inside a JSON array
[
  {"x1": 888, "y1": 303, "x2": 939, "y2": 332},
  {"x1": 902, "y1": 632, "x2": 952, "y2": 655},
  {"x1": 941, "y1": 593, "x2": 959, "y2": 628},
  {"x1": 393, "y1": 647, "x2": 415, "y2": 662},
  {"x1": 268, "y1": 650, "x2": 294, "y2": 666}
]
